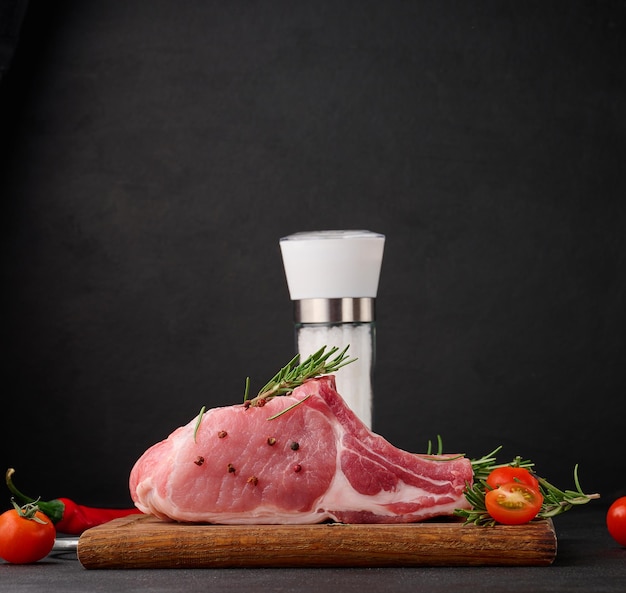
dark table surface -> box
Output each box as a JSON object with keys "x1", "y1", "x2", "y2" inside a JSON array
[{"x1": 2, "y1": 507, "x2": 624, "y2": 593}]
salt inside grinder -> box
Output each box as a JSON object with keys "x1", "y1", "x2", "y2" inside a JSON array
[{"x1": 279, "y1": 230, "x2": 385, "y2": 428}]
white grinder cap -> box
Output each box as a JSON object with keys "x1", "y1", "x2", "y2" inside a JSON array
[{"x1": 279, "y1": 230, "x2": 385, "y2": 300}]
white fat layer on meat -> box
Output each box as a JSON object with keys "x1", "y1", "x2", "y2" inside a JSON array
[
  {"x1": 317, "y1": 444, "x2": 467, "y2": 518},
  {"x1": 320, "y1": 467, "x2": 446, "y2": 515},
  {"x1": 138, "y1": 480, "x2": 332, "y2": 524},
  {"x1": 154, "y1": 508, "x2": 330, "y2": 525}
]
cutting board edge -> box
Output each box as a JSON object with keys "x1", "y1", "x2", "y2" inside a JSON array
[{"x1": 77, "y1": 514, "x2": 557, "y2": 570}]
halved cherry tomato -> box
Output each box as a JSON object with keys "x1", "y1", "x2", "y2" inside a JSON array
[
  {"x1": 486, "y1": 466, "x2": 539, "y2": 491},
  {"x1": 607, "y1": 496, "x2": 626, "y2": 547},
  {"x1": 485, "y1": 481, "x2": 544, "y2": 525},
  {"x1": 0, "y1": 502, "x2": 56, "y2": 564}
]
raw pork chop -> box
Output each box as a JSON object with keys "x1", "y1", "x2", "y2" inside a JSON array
[{"x1": 130, "y1": 376, "x2": 473, "y2": 524}]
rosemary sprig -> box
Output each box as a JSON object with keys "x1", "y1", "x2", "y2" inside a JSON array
[
  {"x1": 470, "y1": 448, "x2": 535, "y2": 482},
  {"x1": 455, "y1": 481, "x2": 495, "y2": 526},
  {"x1": 454, "y1": 450, "x2": 600, "y2": 526},
  {"x1": 193, "y1": 406, "x2": 206, "y2": 443},
  {"x1": 192, "y1": 346, "x2": 355, "y2": 442},
  {"x1": 425, "y1": 435, "x2": 444, "y2": 456},
  {"x1": 244, "y1": 345, "x2": 356, "y2": 407},
  {"x1": 536, "y1": 465, "x2": 601, "y2": 518},
  {"x1": 266, "y1": 394, "x2": 313, "y2": 420}
]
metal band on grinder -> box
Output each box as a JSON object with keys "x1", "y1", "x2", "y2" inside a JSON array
[{"x1": 294, "y1": 298, "x2": 375, "y2": 324}]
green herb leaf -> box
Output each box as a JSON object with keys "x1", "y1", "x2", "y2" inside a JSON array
[
  {"x1": 245, "y1": 345, "x2": 356, "y2": 407},
  {"x1": 193, "y1": 406, "x2": 206, "y2": 442}
]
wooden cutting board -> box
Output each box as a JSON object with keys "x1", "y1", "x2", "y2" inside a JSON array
[{"x1": 77, "y1": 514, "x2": 557, "y2": 569}]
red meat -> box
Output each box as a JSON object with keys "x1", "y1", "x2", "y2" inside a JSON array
[{"x1": 129, "y1": 376, "x2": 472, "y2": 524}]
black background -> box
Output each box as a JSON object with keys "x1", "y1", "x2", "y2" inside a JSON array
[{"x1": 1, "y1": 1, "x2": 625, "y2": 512}]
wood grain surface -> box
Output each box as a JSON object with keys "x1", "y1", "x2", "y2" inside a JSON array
[{"x1": 77, "y1": 514, "x2": 557, "y2": 569}]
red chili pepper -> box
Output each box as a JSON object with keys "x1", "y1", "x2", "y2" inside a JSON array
[{"x1": 5, "y1": 468, "x2": 142, "y2": 535}]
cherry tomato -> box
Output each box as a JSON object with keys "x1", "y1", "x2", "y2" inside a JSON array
[
  {"x1": 0, "y1": 503, "x2": 56, "y2": 564},
  {"x1": 486, "y1": 466, "x2": 539, "y2": 491},
  {"x1": 485, "y1": 482, "x2": 544, "y2": 525},
  {"x1": 607, "y1": 496, "x2": 626, "y2": 547}
]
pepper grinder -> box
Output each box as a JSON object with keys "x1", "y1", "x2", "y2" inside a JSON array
[{"x1": 279, "y1": 230, "x2": 385, "y2": 428}]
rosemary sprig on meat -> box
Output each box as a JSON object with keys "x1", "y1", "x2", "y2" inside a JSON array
[
  {"x1": 454, "y1": 449, "x2": 600, "y2": 526},
  {"x1": 245, "y1": 345, "x2": 356, "y2": 407},
  {"x1": 192, "y1": 346, "x2": 356, "y2": 440}
]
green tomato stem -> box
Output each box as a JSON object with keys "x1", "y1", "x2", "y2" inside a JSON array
[{"x1": 5, "y1": 468, "x2": 65, "y2": 524}]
